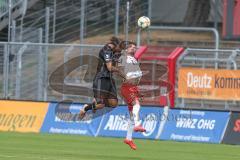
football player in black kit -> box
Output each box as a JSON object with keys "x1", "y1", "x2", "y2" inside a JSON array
[{"x1": 79, "y1": 36, "x2": 125, "y2": 119}]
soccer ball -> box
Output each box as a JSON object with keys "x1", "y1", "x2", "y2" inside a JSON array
[{"x1": 137, "y1": 16, "x2": 151, "y2": 29}]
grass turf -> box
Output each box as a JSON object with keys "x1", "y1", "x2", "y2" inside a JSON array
[{"x1": 0, "y1": 132, "x2": 239, "y2": 160}]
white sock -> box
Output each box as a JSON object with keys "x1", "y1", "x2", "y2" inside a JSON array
[
  {"x1": 126, "y1": 116, "x2": 134, "y2": 140},
  {"x1": 133, "y1": 102, "x2": 141, "y2": 126}
]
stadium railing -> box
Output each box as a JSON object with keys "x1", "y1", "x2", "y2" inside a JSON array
[
  {"x1": 0, "y1": 42, "x2": 103, "y2": 103},
  {"x1": 0, "y1": 0, "x2": 19, "y2": 17}
]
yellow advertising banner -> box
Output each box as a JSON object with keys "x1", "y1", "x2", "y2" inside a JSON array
[
  {"x1": 0, "y1": 100, "x2": 49, "y2": 133},
  {"x1": 178, "y1": 68, "x2": 240, "y2": 100}
]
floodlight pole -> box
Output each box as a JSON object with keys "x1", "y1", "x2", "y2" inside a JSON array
[
  {"x1": 4, "y1": 0, "x2": 13, "y2": 98},
  {"x1": 8, "y1": 0, "x2": 12, "y2": 42},
  {"x1": 52, "y1": 0, "x2": 56, "y2": 43},
  {"x1": 115, "y1": 0, "x2": 120, "y2": 36},
  {"x1": 125, "y1": 1, "x2": 130, "y2": 42},
  {"x1": 137, "y1": 28, "x2": 141, "y2": 47}
]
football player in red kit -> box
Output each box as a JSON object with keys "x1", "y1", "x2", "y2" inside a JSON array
[{"x1": 118, "y1": 41, "x2": 146, "y2": 150}]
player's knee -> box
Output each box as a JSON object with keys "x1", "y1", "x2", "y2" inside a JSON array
[
  {"x1": 110, "y1": 102, "x2": 118, "y2": 108},
  {"x1": 106, "y1": 99, "x2": 118, "y2": 108}
]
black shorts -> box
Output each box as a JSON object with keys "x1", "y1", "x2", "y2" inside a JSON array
[{"x1": 93, "y1": 77, "x2": 117, "y2": 101}]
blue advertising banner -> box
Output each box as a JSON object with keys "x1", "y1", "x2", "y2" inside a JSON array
[
  {"x1": 97, "y1": 106, "x2": 163, "y2": 139},
  {"x1": 40, "y1": 102, "x2": 104, "y2": 136},
  {"x1": 159, "y1": 109, "x2": 230, "y2": 143}
]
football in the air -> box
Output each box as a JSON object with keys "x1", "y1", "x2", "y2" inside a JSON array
[{"x1": 137, "y1": 16, "x2": 151, "y2": 29}]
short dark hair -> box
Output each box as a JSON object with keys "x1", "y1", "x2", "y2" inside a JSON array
[{"x1": 119, "y1": 41, "x2": 136, "y2": 50}]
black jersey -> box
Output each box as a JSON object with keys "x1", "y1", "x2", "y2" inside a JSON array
[{"x1": 95, "y1": 45, "x2": 114, "y2": 78}]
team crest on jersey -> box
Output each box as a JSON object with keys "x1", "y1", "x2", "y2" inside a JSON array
[{"x1": 105, "y1": 54, "x2": 111, "y2": 61}]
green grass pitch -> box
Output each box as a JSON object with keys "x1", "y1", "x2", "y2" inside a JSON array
[{"x1": 0, "y1": 132, "x2": 239, "y2": 160}]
